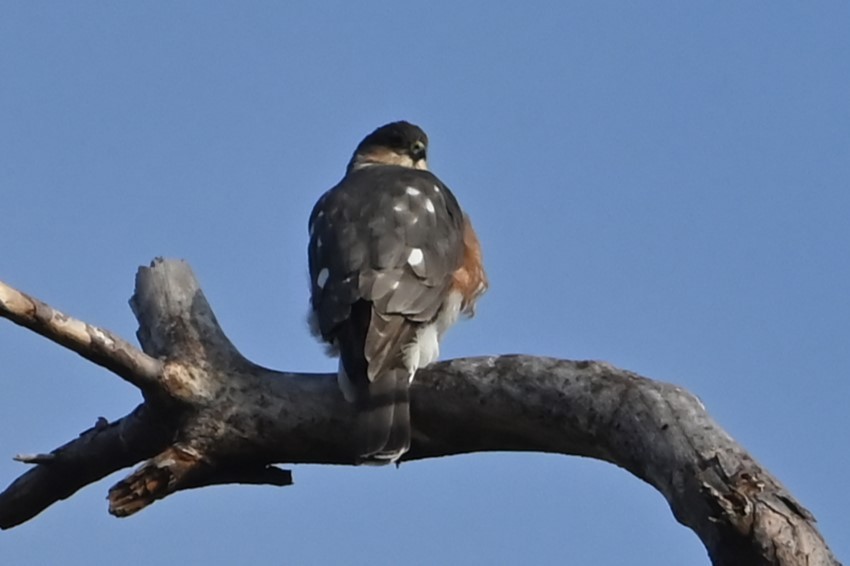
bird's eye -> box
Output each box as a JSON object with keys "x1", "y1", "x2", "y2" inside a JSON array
[{"x1": 411, "y1": 140, "x2": 426, "y2": 155}]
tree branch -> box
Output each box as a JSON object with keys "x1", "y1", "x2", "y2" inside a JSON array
[
  {"x1": 0, "y1": 280, "x2": 162, "y2": 389},
  {"x1": 0, "y1": 405, "x2": 173, "y2": 528},
  {"x1": 0, "y1": 259, "x2": 839, "y2": 566}
]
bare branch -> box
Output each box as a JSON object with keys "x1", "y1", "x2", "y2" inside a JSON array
[
  {"x1": 130, "y1": 258, "x2": 246, "y2": 365},
  {"x1": 0, "y1": 280, "x2": 163, "y2": 389},
  {"x1": 0, "y1": 259, "x2": 839, "y2": 565},
  {"x1": 13, "y1": 453, "x2": 56, "y2": 465},
  {"x1": 106, "y1": 445, "x2": 293, "y2": 517},
  {"x1": 0, "y1": 405, "x2": 173, "y2": 529}
]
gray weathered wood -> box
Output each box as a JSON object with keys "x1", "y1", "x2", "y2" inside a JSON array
[{"x1": 0, "y1": 259, "x2": 839, "y2": 565}]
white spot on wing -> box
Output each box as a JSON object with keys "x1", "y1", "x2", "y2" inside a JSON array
[
  {"x1": 424, "y1": 198, "x2": 435, "y2": 213},
  {"x1": 309, "y1": 211, "x2": 325, "y2": 237},
  {"x1": 433, "y1": 184, "x2": 441, "y2": 193},
  {"x1": 317, "y1": 268, "x2": 329, "y2": 289},
  {"x1": 393, "y1": 202, "x2": 406, "y2": 212},
  {"x1": 405, "y1": 186, "x2": 421, "y2": 197},
  {"x1": 407, "y1": 248, "x2": 424, "y2": 266},
  {"x1": 391, "y1": 280, "x2": 400, "y2": 290}
]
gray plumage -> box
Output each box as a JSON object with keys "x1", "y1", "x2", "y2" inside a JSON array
[{"x1": 308, "y1": 161, "x2": 466, "y2": 462}]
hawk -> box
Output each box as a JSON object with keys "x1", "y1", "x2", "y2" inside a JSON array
[{"x1": 307, "y1": 121, "x2": 487, "y2": 463}]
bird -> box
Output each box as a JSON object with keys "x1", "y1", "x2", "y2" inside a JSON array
[{"x1": 307, "y1": 121, "x2": 487, "y2": 464}]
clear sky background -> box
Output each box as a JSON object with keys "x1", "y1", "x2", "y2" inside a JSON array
[{"x1": 1, "y1": 3, "x2": 848, "y2": 565}]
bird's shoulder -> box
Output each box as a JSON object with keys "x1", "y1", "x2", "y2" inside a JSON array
[{"x1": 320, "y1": 166, "x2": 457, "y2": 209}]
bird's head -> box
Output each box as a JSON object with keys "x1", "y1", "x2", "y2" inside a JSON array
[{"x1": 347, "y1": 121, "x2": 429, "y2": 173}]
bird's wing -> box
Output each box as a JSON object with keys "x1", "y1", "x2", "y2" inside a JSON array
[{"x1": 309, "y1": 165, "x2": 465, "y2": 382}]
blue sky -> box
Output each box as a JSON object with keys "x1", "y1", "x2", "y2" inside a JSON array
[{"x1": 1, "y1": 3, "x2": 848, "y2": 564}]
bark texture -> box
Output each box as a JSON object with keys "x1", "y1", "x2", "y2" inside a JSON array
[{"x1": 0, "y1": 258, "x2": 839, "y2": 566}]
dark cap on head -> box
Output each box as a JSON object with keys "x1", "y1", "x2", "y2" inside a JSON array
[
  {"x1": 346, "y1": 121, "x2": 430, "y2": 174},
  {"x1": 356, "y1": 121, "x2": 428, "y2": 155}
]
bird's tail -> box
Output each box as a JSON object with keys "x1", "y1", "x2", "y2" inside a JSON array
[{"x1": 339, "y1": 365, "x2": 411, "y2": 464}]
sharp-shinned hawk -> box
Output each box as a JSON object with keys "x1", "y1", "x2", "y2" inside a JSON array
[{"x1": 308, "y1": 121, "x2": 487, "y2": 463}]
